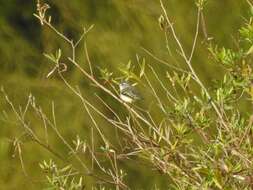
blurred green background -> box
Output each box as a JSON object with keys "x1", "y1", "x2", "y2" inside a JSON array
[{"x1": 0, "y1": 0, "x2": 249, "y2": 189}]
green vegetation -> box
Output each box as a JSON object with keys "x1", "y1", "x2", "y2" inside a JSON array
[{"x1": 1, "y1": 0, "x2": 253, "y2": 189}]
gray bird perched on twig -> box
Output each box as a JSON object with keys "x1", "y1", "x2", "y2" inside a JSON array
[{"x1": 119, "y1": 81, "x2": 141, "y2": 103}]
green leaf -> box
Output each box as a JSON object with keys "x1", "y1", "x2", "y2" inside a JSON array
[
  {"x1": 59, "y1": 165, "x2": 72, "y2": 173},
  {"x1": 246, "y1": 45, "x2": 253, "y2": 55},
  {"x1": 213, "y1": 177, "x2": 222, "y2": 189},
  {"x1": 139, "y1": 59, "x2": 145, "y2": 78},
  {"x1": 44, "y1": 53, "x2": 57, "y2": 63},
  {"x1": 56, "y1": 49, "x2": 62, "y2": 61}
]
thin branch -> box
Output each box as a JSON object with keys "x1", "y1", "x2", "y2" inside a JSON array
[
  {"x1": 160, "y1": 0, "x2": 229, "y2": 130},
  {"x1": 84, "y1": 40, "x2": 94, "y2": 77},
  {"x1": 188, "y1": 8, "x2": 201, "y2": 63},
  {"x1": 51, "y1": 101, "x2": 90, "y2": 173},
  {"x1": 141, "y1": 47, "x2": 189, "y2": 74}
]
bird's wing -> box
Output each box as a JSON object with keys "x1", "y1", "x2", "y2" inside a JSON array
[{"x1": 121, "y1": 87, "x2": 141, "y2": 100}]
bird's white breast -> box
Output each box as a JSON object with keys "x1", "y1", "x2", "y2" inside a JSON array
[{"x1": 120, "y1": 94, "x2": 133, "y2": 103}]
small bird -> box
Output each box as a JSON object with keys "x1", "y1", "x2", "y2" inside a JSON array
[{"x1": 119, "y1": 81, "x2": 141, "y2": 103}]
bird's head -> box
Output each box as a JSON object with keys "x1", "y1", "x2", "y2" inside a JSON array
[{"x1": 119, "y1": 81, "x2": 131, "y2": 91}]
